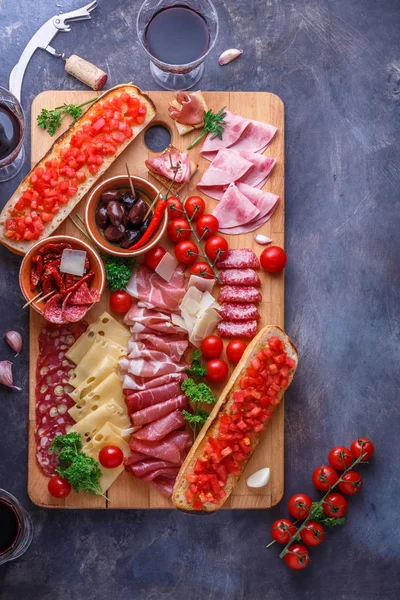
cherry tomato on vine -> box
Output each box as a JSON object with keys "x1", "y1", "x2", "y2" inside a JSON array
[
  {"x1": 323, "y1": 493, "x2": 348, "y2": 518},
  {"x1": 48, "y1": 476, "x2": 71, "y2": 498},
  {"x1": 350, "y1": 437, "x2": 374, "y2": 461},
  {"x1": 300, "y1": 521, "x2": 325, "y2": 546},
  {"x1": 204, "y1": 235, "x2": 228, "y2": 262},
  {"x1": 206, "y1": 358, "x2": 229, "y2": 383},
  {"x1": 288, "y1": 493, "x2": 313, "y2": 520},
  {"x1": 328, "y1": 446, "x2": 353, "y2": 471},
  {"x1": 167, "y1": 197, "x2": 183, "y2": 220},
  {"x1": 175, "y1": 240, "x2": 199, "y2": 265},
  {"x1": 284, "y1": 544, "x2": 310, "y2": 570},
  {"x1": 338, "y1": 471, "x2": 363, "y2": 495},
  {"x1": 190, "y1": 262, "x2": 214, "y2": 279},
  {"x1": 226, "y1": 340, "x2": 247, "y2": 364},
  {"x1": 260, "y1": 246, "x2": 287, "y2": 273},
  {"x1": 185, "y1": 196, "x2": 205, "y2": 221},
  {"x1": 109, "y1": 290, "x2": 132, "y2": 314},
  {"x1": 201, "y1": 335, "x2": 223, "y2": 359},
  {"x1": 144, "y1": 245, "x2": 166, "y2": 270},
  {"x1": 195, "y1": 214, "x2": 219, "y2": 240},
  {"x1": 167, "y1": 217, "x2": 191, "y2": 242},
  {"x1": 312, "y1": 465, "x2": 339, "y2": 492},
  {"x1": 271, "y1": 519, "x2": 297, "y2": 544},
  {"x1": 99, "y1": 445, "x2": 124, "y2": 469}
]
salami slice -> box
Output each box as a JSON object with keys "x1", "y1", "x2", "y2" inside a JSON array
[
  {"x1": 220, "y1": 269, "x2": 261, "y2": 287},
  {"x1": 43, "y1": 293, "x2": 65, "y2": 324},
  {"x1": 35, "y1": 423, "x2": 66, "y2": 477},
  {"x1": 216, "y1": 249, "x2": 260, "y2": 270},
  {"x1": 62, "y1": 295, "x2": 93, "y2": 323},
  {"x1": 220, "y1": 303, "x2": 260, "y2": 321},
  {"x1": 217, "y1": 319, "x2": 258, "y2": 338},
  {"x1": 217, "y1": 286, "x2": 262, "y2": 304},
  {"x1": 67, "y1": 282, "x2": 95, "y2": 305}
]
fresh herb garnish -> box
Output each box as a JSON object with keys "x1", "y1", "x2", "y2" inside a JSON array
[
  {"x1": 185, "y1": 349, "x2": 207, "y2": 381},
  {"x1": 50, "y1": 432, "x2": 105, "y2": 497},
  {"x1": 187, "y1": 106, "x2": 226, "y2": 150},
  {"x1": 310, "y1": 502, "x2": 345, "y2": 527},
  {"x1": 182, "y1": 409, "x2": 210, "y2": 431},
  {"x1": 181, "y1": 367, "x2": 217, "y2": 439},
  {"x1": 103, "y1": 256, "x2": 137, "y2": 291},
  {"x1": 37, "y1": 98, "x2": 97, "y2": 136}
]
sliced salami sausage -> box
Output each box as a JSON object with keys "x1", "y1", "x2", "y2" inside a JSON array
[
  {"x1": 220, "y1": 303, "x2": 260, "y2": 321},
  {"x1": 216, "y1": 249, "x2": 260, "y2": 269},
  {"x1": 217, "y1": 320, "x2": 258, "y2": 338},
  {"x1": 217, "y1": 286, "x2": 262, "y2": 304},
  {"x1": 219, "y1": 269, "x2": 261, "y2": 287}
]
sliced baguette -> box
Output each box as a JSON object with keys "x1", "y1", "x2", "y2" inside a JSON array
[
  {"x1": 172, "y1": 325, "x2": 298, "y2": 512},
  {"x1": 169, "y1": 91, "x2": 208, "y2": 136},
  {"x1": 147, "y1": 144, "x2": 198, "y2": 196},
  {"x1": 0, "y1": 84, "x2": 156, "y2": 255}
]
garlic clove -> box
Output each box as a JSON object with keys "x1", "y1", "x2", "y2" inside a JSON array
[
  {"x1": 254, "y1": 234, "x2": 272, "y2": 245},
  {"x1": 218, "y1": 48, "x2": 243, "y2": 66},
  {"x1": 0, "y1": 360, "x2": 22, "y2": 391},
  {"x1": 4, "y1": 331, "x2": 23, "y2": 356},
  {"x1": 247, "y1": 467, "x2": 271, "y2": 488}
]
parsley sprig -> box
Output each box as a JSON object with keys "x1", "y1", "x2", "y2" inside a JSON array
[
  {"x1": 181, "y1": 351, "x2": 217, "y2": 438},
  {"x1": 102, "y1": 256, "x2": 137, "y2": 291},
  {"x1": 187, "y1": 106, "x2": 227, "y2": 150},
  {"x1": 37, "y1": 98, "x2": 97, "y2": 136},
  {"x1": 50, "y1": 432, "x2": 106, "y2": 497},
  {"x1": 185, "y1": 349, "x2": 207, "y2": 381},
  {"x1": 310, "y1": 502, "x2": 345, "y2": 527}
]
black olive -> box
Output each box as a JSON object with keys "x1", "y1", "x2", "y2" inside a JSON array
[
  {"x1": 107, "y1": 200, "x2": 125, "y2": 226},
  {"x1": 140, "y1": 217, "x2": 151, "y2": 233},
  {"x1": 95, "y1": 203, "x2": 109, "y2": 229},
  {"x1": 122, "y1": 208, "x2": 129, "y2": 228},
  {"x1": 104, "y1": 224, "x2": 125, "y2": 242},
  {"x1": 121, "y1": 191, "x2": 137, "y2": 210},
  {"x1": 101, "y1": 189, "x2": 122, "y2": 203},
  {"x1": 120, "y1": 229, "x2": 142, "y2": 249},
  {"x1": 128, "y1": 199, "x2": 148, "y2": 225}
]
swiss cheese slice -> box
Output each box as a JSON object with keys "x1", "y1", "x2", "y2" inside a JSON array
[
  {"x1": 190, "y1": 308, "x2": 221, "y2": 347},
  {"x1": 69, "y1": 399, "x2": 130, "y2": 443},
  {"x1": 69, "y1": 335, "x2": 126, "y2": 389},
  {"x1": 82, "y1": 422, "x2": 130, "y2": 493},
  {"x1": 69, "y1": 355, "x2": 118, "y2": 402},
  {"x1": 68, "y1": 372, "x2": 125, "y2": 422},
  {"x1": 66, "y1": 312, "x2": 130, "y2": 364}
]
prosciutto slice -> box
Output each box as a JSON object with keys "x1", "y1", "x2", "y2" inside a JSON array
[
  {"x1": 121, "y1": 372, "x2": 186, "y2": 392},
  {"x1": 124, "y1": 451, "x2": 148, "y2": 466},
  {"x1": 130, "y1": 334, "x2": 188, "y2": 362},
  {"x1": 129, "y1": 459, "x2": 181, "y2": 477},
  {"x1": 145, "y1": 147, "x2": 190, "y2": 183},
  {"x1": 119, "y1": 356, "x2": 186, "y2": 378},
  {"x1": 129, "y1": 436, "x2": 181, "y2": 463},
  {"x1": 126, "y1": 265, "x2": 187, "y2": 313},
  {"x1": 142, "y1": 467, "x2": 180, "y2": 482},
  {"x1": 151, "y1": 477, "x2": 175, "y2": 496},
  {"x1": 131, "y1": 395, "x2": 188, "y2": 426},
  {"x1": 212, "y1": 183, "x2": 260, "y2": 228},
  {"x1": 133, "y1": 410, "x2": 186, "y2": 441},
  {"x1": 125, "y1": 381, "x2": 184, "y2": 414}
]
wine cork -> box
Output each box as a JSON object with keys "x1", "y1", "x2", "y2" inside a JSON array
[{"x1": 64, "y1": 55, "x2": 108, "y2": 91}]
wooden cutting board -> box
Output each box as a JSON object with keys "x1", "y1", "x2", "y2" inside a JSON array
[{"x1": 28, "y1": 90, "x2": 285, "y2": 509}]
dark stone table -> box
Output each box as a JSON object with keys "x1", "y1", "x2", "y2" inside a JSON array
[{"x1": 0, "y1": 1, "x2": 399, "y2": 598}]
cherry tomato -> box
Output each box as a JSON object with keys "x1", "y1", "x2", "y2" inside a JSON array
[
  {"x1": 271, "y1": 519, "x2": 297, "y2": 544},
  {"x1": 260, "y1": 246, "x2": 287, "y2": 273},
  {"x1": 144, "y1": 245, "x2": 166, "y2": 270},
  {"x1": 167, "y1": 217, "x2": 191, "y2": 242},
  {"x1": 338, "y1": 471, "x2": 363, "y2": 495},
  {"x1": 196, "y1": 214, "x2": 219, "y2": 240},
  {"x1": 48, "y1": 476, "x2": 71, "y2": 498},
  {"x1": 300, "y1": 521, "x2": 325, "y2": 546},
  {"x1": 185, "y1": 196, "x2": 205, "y2": 221},
  {"x1": 201, "y1": 335, "x2": 223, "y2": 359},
  {"x1": 288, "y1": 493, "x2": 313, "y2": 520},
  {"x1": 190, "y1": 262, "x2": 214, "y2": 279},
  {"x1": 109, "y1": 290, "x2": 132, "y2": 314},
  {"x1": 226, "y1": 340, "x2": 247, "y2": 364},
  {"x1": 204, "y1": 235, "x2": 228, "y2": 262},
  {"x1": 328, "y1": 446, "x2": 353, "y2": 471},
  {"x1": 167, "y1": 197, "x2": 183, "y2": 220},
  {"x1": 312, "y1": 465, "x2": 339, "y2": 492},
  {"x1": 350, "y1": 437, "x2": 374, "y2": 461},
  {"x1": 323, "y1": 493, "x2": 348, "y2": 518},
  {"x1": 284, "y1": 544, "x2": 310, "y2": 570},
  {"x1": 206, "y1": 358, "x2": 229, "y2": 383},
  {"x1": 99, "y1": 445, "x2": 124, "y2": 469},
  {"x1": 175, "y1": 240, "x2": 199, "y2": 265}
]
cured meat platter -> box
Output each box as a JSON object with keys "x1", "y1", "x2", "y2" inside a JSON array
[{"x1": 27, "y1": 89, "x2": 285, "y2": 509}]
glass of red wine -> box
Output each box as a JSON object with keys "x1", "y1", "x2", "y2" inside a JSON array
[
  {"x1": 0, "y1": 489, "x2": 33, "y2": 565},
  {"x1": 0, "y1": 86, "x2": 25, "y2": 183},
  {"x1": 137, "y1": 0, "x2": 219, "y2": 90}
]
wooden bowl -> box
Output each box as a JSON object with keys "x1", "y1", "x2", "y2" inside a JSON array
[
  {"x1": 84, "y1": 175, "x2": 166, "y2": 258},
  {"x1": 19, "y1": 235, "x2": 105, "y2": 318}
]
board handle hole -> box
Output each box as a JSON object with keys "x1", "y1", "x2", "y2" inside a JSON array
[{"x1": 144, "y1": 124, "x2": 171, "y2": 153}]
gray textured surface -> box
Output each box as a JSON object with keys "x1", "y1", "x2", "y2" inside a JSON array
[{"x1": 0, "y1": 0, "x2": 399, "y2": 598}]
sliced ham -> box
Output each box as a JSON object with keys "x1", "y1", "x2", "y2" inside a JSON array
[
  {"x1": 129, "y1": 435, "x2": 182, "y2": 464},
  {"x1": 232, "y1": 121, "x2": 277, "y2": 154},
  {"x1": 129, "y1": 459, "x2": 181, "y2": 477},
  {"x1": 220, "y1": 269, "x2": 261, "y2": 287},
  {"x1": 212, "y1": 183, "x2": 259, "y2": 228},
  {"x1": 125, "y1": 381, "x2": 184, "y2": 414},
  {"x1": 216, "y1": 249, "x2": 260, "y2": 269},
  {"x1": 121, "y1": 372, "x2": 186, "y2": 392},
  {"x1": 119, "y1": 356, "x2": 186, "y2": 378},
  {"x1": 218, "y1": 183, "x2": 279, "y2": 235},
  {"x1": 133, "y1": 410, "x2": 186, "y2": 441},
  {"x1": 218, "y1": 286, "x2": 262, "y2": 303},
  {"x1": 237, "y1": 152, "x2": 276, "y2": 188},
  {"x1": 145, "y1": 147, "x2": 190, "y2": 183},
  {"x1": 126, "y1": 265, "x2": 187, "y2": 313},
  {"x1": 132, "y1": 395, "x2": 188, "y2": 426},
  {"x1": 220, "y1": 303, "x2": 260, "y2": 321},
  {"x1": 142, "y1": 467, "x2": 180, "y2": 482}
]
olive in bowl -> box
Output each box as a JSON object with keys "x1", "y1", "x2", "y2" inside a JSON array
[{"x1": 85, "y1": 175, "x2": 166, "y2": 258}]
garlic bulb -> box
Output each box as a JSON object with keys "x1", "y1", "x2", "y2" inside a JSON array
[
  {"x1": 218, "y1": 49, "x2": 243, "y2": 66},
  {"x1": 4, "y1": 331, "x2": 23, "y2": 356},
  {"x1": 254, "y1": 234, "x2": 272, "y2": 245},
  {"x1": 0, "y1": 360, "x2": 22, "y2": 391},
  {"x1": 247, "y1": 467, "x2": 271, "y2": 488}
]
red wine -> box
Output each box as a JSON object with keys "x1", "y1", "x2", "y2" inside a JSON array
[
  {"x1": 0, "y1": 500, "x2": 20, "y2": 554},
  {"x1": 0, "y1": 104, "x2": 21, "y2": 161},
  {"x1": 145, "y1": 5, "x2": 210, "y2": 65}
]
